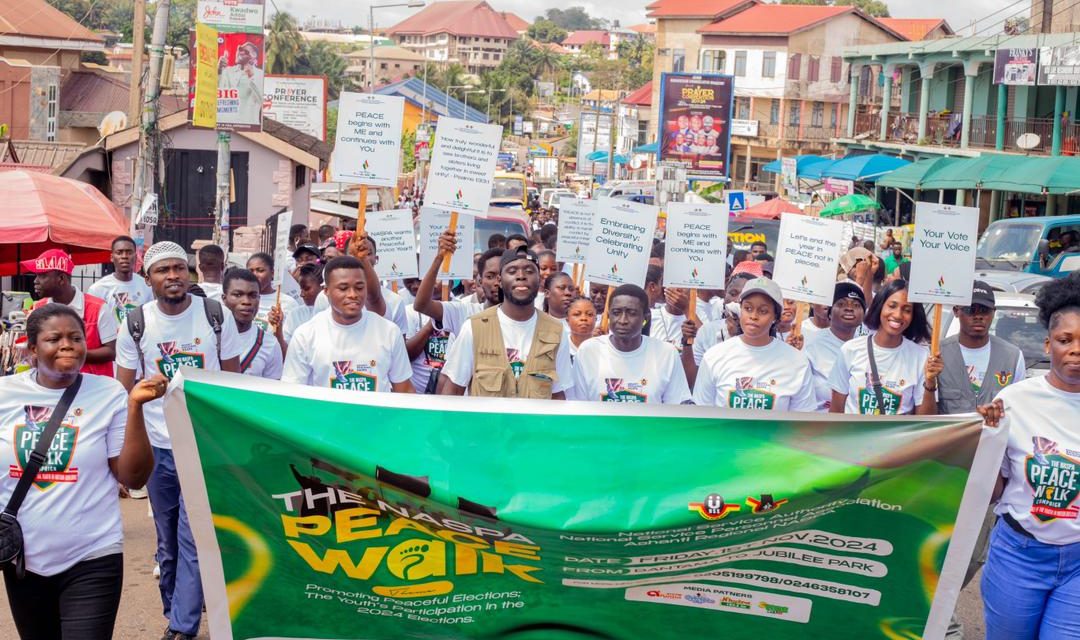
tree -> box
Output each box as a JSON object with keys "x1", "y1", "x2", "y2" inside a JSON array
[
  {"x1": 539, "y1": 7, "x2": 606, "y2": 30},
  {"x1": 617, "y1": 37, "x2": 654, "y2": 88},
  {"x1": 266, "y1": 11, "x2": 304, "y2": 75},
  {"x1": 165, "y1": 0, "x2": 197, "y2": 50},
  {"x1": 527, "y1": 19, "x2": 568, "y2": 44},
  {"x1": 780, "y1": 0, "x2": 890, "y2": 17},
  {"x1": 296, "y1": 41, "x2": 350, "y2": 99}
]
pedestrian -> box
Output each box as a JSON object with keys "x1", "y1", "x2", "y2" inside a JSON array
[
  {"x1": 692, "y1": 277, "x2": 816, "y2": 411},
  {"x1": 0, "y1": 304, "x2": 164, "y2": 640},
  {"x1": 405, "y1": 278, "x2": 454, "y2": 394},
  {"x1": 291, "y1": 244, "x2": 321, "y2": 273},
  {"x1": 801, "y1": 303, "x2": 831, "y2": 337},
  {"x1": 281, "y1": 256, "x2": 414, "y2": 393},
  {"x1": 543, "y1": 272, "x2": 576, "y2": 324},
  {"x1": 24, "y1": 249, "x2": 117, "y2": 377},
  {"x1": 828, "y1": 278, "x2": 942, "y2": 415},
  {"x1": 195, "y1": 244, "x2": 225, "y2": 301},
  {"x1": 282, "y1": 263, "x2": 323, "y2": 344},
  {"x1": 651, "y1": 286, "x2": 689, "y2": 352},
  {"x1": 976, "y1": 271, "x2": 1080, "y2": 640},
  {"x1": 244, "y1": 253, "x2": 299, "y2": 338},
  {"x1": 414, "y1": 231, "x2": 502, "y2": 335},
  {"x1": 883, "y1": 240, "x2": 909, "y2": 278},
  {"x1": 566, "y1": 296, "x2": 597, "y2": 359},
  {"x1": 440, "y1": 246, "x2": 574, "y2": 399},
  {"x1": 572, "y1": 284, "x2": 690, "y2": 404},
  {"x1": 804, "y1": 283, "x2": 866, "y2": 411},
  {"x1": 88, "y1": 235, "x2": 153, "y2": 323},
  {"x1": 115, "y1": 241, "x2": 243, "y2": 640},
  {"x1": 221, "y1": 269, "x2": 284, "y2": 379},
  {"x1": 312, "y1": 236, "x2": 409, "y2": 337}
]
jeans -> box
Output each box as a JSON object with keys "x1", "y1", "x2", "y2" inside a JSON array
[
  {"x1": 147, "y1": 446, "x2": 203, "y2": 636},
  {"x1": 945, "y1": 507, "x2": 996, "y2": 639},
  {"x1": 982, "y1": 518, "x2": 1080, "y2": 639},
  {"x1": 3, "y1": 553, "x2": 123, "y2": 640}
]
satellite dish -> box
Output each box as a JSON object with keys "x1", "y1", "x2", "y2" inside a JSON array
[
  {"x1": 98, "y1": 111, "x2": 128, "y2": 138},
  {"x1": 629, "y1": 155, "x2": 643, "y2": 170},
  {"x1": 1016, "y1": 133, "x2": 1041, "y2": 150}
]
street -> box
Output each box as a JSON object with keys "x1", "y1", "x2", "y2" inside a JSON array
[{"x1": 0, "y1": 497, "x2": 986, "y2": 639}]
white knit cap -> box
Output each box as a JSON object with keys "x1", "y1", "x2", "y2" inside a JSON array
[{"x1": 143, "y1": 241, "x2": 188, "y2": 270}]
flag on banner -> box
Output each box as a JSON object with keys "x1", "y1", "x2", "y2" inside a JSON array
[{"x1": 165, "y1": 371, "x2": 1004, "y2": 640}]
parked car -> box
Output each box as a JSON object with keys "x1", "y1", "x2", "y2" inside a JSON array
[
  {"x1": 941, "y1": 293, "x2": 1047, "y2": 377},
  {"x1": 972, "y1": 269, "x2": 1052, "y2": 295},
  {"x1": 593, "y1": 180, "x2": 656, "y2": 200},
  {"x1": 976, "y1": 215, "x2": 1080, "y2": 278}
]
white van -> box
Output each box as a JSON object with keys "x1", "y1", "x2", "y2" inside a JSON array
[{"x1": 593, "y1": 180, "x2": 657, "y2": 200}]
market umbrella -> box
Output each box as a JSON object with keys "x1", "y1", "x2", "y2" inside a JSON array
[
  {"x1": 738, "y1": 197, "x2": 803, "y2": 220},
  {"x1": 0, "y1": 170, "x2": 129, "y2": 276},
  {"x1": 819, "y1": 193, "x2": 882, "y2": 218}
]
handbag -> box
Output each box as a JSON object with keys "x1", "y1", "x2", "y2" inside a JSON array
[
  {"x1": 866, "y1": 335, "x2": 887, "y2": 416},
  {"x1": 0, "y1": 374, "x2": 82, "y2": 578}
]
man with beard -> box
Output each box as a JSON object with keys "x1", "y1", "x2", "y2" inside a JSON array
[{"x1": 441, "y1": 246, "x2": 574, "y2": 399}]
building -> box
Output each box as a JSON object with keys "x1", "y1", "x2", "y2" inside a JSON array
[
  {"x1": 1032, "y1": 0, "x2": 1080, "y2": 33},
  {"x1": 386, "y1": 1, "x2": 519, "y2": 73},
  {"x1": 876, "y1": 18, "x2": 954, "y2": 41},
  {"x1": 562, "y1": 31, "x2": 612, "y2": 57},
  {"x1": 345, "y1": 44, "x2": 427, "y2": 89},
  {"x1": 374, "y1": 77, "x2": 489, "y2": 131},
  {"x1": 629, "y1": 23, "x2": 658, "y2": 42},
  {"x1": 500, "y1": 12, "x2": 530, "y2": 35},
  {"x1": 622, "y1": 80, "x2": 654, "y2": 151}
]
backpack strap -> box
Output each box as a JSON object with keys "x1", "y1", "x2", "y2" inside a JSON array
[
  {"x1": 239, "y1": 328, "x2": 265, "y2": 374},
  {"x1": 866, "y1": 335, "x2": 887, "y2": 415},
  {"x1": 203, "y1": 298, "x2": 224, "y2": 362},
  {"x1": 126, "y1": 305, "x2": 146, "y2": 377}
]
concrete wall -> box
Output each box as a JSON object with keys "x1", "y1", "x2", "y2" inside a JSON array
[{"x1": 649, "y1": 17, "x2": 713, "y2": 141}]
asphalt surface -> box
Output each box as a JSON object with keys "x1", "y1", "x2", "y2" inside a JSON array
[{"x1": 0, "y1": 497, "x2": 985, "y2": 639}]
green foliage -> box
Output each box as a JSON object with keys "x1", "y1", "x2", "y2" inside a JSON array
[
  {"x1": 165, "y1": 0, "x2": 197, "y2": 50},
  {"x1": 401, "y1": 128, "x2": 416, "y2": 172},
  {"x1": 326, "y1": 105, "x2": 338, "y2": 147},
  {"x1": 527, "y1": 19, "x2": 568, "y2": 44},
  {"x1": 780, "y1": 0, "x2": 890, "y2": 17},
  {"x1": 295, "y1": 41, "x2": 351, "y2": 100},
  {"x1": 266, "y1": 12, "x2": 304, "y2": 75},
  {"x1": 538, "y1": 7, "x2": 607, "y2": 30}
]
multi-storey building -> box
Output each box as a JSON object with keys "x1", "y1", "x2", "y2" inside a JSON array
[{"x1": 386, "y1": 1, "x2": 519, "y2": 74}]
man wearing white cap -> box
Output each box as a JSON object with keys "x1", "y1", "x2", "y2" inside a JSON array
[{"x1": 115, "y1": 241, "x2": 243, "y2": 640}]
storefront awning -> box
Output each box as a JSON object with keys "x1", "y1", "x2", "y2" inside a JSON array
[
  {"x1": 760, "y1": 154, "x2": 828, "y2": 175},
  {"x1": 818, "y1": 154, "x2": 910, "y2": 182},
  {"x1": 918, "y1": 155, "x2": 1013, "y2": 191},
  {"x1": 979, "y1": 156, "x2": 1080, "y2": 195},
  {"x1": 876, "y1": 157, "x2": 963, "y2": 190}
]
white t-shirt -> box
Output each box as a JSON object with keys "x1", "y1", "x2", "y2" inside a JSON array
[
  {"x1": 237, "y1": 326, "x2": 283, "y2": 379},
  {"x1": 572, "y1": 335, "x2": 690, "y2": 404},
  {"x1": 0, "y1": 372, "x2": 126, "y2": 576},
  {"x1": 115, "y1": 296, "x2": 244, "y2": 448},
  {"x1": 38, "y1": 287, "x2": 118, "y2": 344},
  {"x1": 995, "y1": 376, "x2": 1080, "y2": 544},
  {"x1": 87, "y1": 274, "x2": 153, "y2": 323},
  {"x1": 692, "y1": 319, "x2": 730, "y2": 366},
  {"x1": 695, "y1": 297, "x2": 720, "y2": 324},
  {"x1": 281, "y1": 309, "x2": 412, "y2": 392},
  {"x1": 828, "y1": 337, "x2": 928, "y2": 415},
  {"x1": 801, "y1": 317, "x2": 828, "y2": 339},
  {"x1": 199, "y1": 282, "x2": 223, "y2": 301},
  {"x1": 315, "y1": 287, "x2": 409, "y2": 336},
  {"x1": 959, "y1": 342, "x2": 1026, "y2": 393},
  {"x1": 693, "y1": 338, "x2": 817, "y2": 411},
  {"x1": 257, "y1": 292, "x2": 299, "y2": 332},
  {"x1": 650, "y1": 307, "x2": 686, "y2": 353},
  {"x1": 442, "y1": 308, "x2": 575, "y2": 394},
  {"x1": 405, "y1": 307, "x2": 454, "y2": 392},
  {"x1": 804, "y1": 329, "x2": 848, "y2": 412},
  {"x1": 439, "y1": 299, "x2": 486, "y2": 335},
  {"x1": 283, "y1": 304, "x2": 317, "y2": 344}
]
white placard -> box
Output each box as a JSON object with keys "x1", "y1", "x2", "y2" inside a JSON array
[
  {"x1": 664, "y1": 202, "x2": 730, "y2": 289},
  {"x1": 418, "y1": 207, "x2": 475, "y2": 281},
  {"x1": 773, "y1": 213, "x2": 845, "y2": 305},
  {"x1": 424, "y1": 117, "x2": 503, "y2": 216},
  {"x1": 909, "y1": 203, "x2": 979, "y2": 306},
  {"x1": 137, "y1": 193, "x2": 158, "y2": 226},
  {"x1": 272, "y1": 210, "x2": 293, "y2": 287},
  {"x1": 781, "y1": 157, "x2": 798, "y2": 195},
  {"x1": 583, "y1": 198, "x2": 659, "y2": 288},
  {"x1": 263, "y1": 75, "x2": 326, "y2": 141},
  {"x1": 365, "y1": 208, "x2": 419, "y2": 280},
  {"x1": 332, "y1": 92, "x2": 404, "y2": 187},
  {"x1": 555, "y1": 198, "x2": 598, "y2": 263}
]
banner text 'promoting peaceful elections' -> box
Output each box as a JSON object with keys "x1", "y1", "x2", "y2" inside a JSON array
[{"x1": 165, "y1": 371, "x2": 1005, "y2": 640}]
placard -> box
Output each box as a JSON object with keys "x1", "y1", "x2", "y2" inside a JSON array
[
  {"x1": 583, "y1": 198, "x2": 659, "y2": 288},
  {"x1": 555, "y1": 198, "x2": 597, "y2": 263},
  {"x1": 664, "y1": 202, "x2": 729, "y2": 289},
  {"x1": 773, "y1": 213, "x2": 845, "y2": 306},
  {"x1": 332, "y1": 92, "x2": 405, "y2": 187},
  {"x1": 424, "y1": 117, "x2": 503, "y2": 216},
  {"x1": 418, "y1": 207, "x2": 475, "y2": 281},
  {"x1": 263, "y1": 75, "x2": 327, "y2": 140},
  {"x1": 272, "y1": 210, "x2": 292, "y2": 287},
  {"x1": 365, "y1": 208, "x2": 419, "y2": 280},
  {"x1": 908, "y1": 203, "x2": 979, "y2": 306}
]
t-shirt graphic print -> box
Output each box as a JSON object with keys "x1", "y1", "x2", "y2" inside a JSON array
[
  {"x1": 155, "y1": 340, "x2": 206, "y2": 379},
  {"x1": 331, "y1": 359, "x2": 378, "y2": 391},
  {"x1": 11, "y1": 405, "x2": 78, "y2": 490}
]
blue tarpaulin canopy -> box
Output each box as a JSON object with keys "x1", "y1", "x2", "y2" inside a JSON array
[
  {"x1": 587, "y1": 150, "x2": 629, "y2": 164},
  {"x1": 819, "y1": 154, "x2": 910, "y2": 182},
  {"x1": 760, "y1": 154, "x2": 828, "y2": 175}
]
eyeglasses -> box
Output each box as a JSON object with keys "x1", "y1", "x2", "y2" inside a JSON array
[{"x1": 958, "y1": 304, "x2": 994, "y2": 316}]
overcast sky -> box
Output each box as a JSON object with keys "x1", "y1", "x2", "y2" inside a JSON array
[{"x1": 272, "y1": 0, "x2": 1024, "y2": 36}]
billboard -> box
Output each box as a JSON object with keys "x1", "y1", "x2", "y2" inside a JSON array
[
  {"x1": 262, "y1": 75, "x2": 328, "y2": 140},
  {"x1": 657, "y1": 72, "x2": 734, "y2": 179},
  {"x1": 1039, "y1": 45, "x2": 1080, "y2": 86},
  {"x1": 197, "y1": 0, "x2": 265, "y2": 33},
  {"x1": 994, "y1": 48, "x2": 1038, "y2": 86},
  {"x1": 188, "y1": 31, "x2": 266, "y2": 131}
]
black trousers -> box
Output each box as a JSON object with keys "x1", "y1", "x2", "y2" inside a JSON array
[{"x1": 3, "y1": 553, "x2": 124, "y2": 640}]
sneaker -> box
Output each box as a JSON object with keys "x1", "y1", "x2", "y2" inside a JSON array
[
  {"x1": 128, "y1": 487, "x2": 148, "y2": 499},
  {"x1": 153, "y1": 563, "x2": 160, "y2": 580},
  {"x1": 161, "y1": 630, "x2": 196, "y2": 640}
]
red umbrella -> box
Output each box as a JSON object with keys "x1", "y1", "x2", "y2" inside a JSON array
[
  {"x1": 738, "y1": 197, "x2": 804, "y2": 220},
  {"x1": 0, "y1": 170, "x2": 129, "y2": 276}
]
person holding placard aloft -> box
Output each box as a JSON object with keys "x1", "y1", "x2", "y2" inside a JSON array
[
  {"x1": 692, "y1": 278, "x2": 816, "y2": 411},
  {"x1": 828, "y1": 279, "x2": 943, "y2": 416}
]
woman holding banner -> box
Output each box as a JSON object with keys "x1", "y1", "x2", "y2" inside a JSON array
[
  {"x1": 977, "y1": 272, "x2": 1080, "y2": 640},
  {"x1": 827, "y1": 279, "x2": 942, "y2": 415}
]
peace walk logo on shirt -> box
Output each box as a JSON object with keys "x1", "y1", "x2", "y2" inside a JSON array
[
  {"x1": 1025, "y1": 436, "x2": 1080, "y2": 522},
  {"x1": 10, "y1": 405, "x2": 79, "y2": 490},
  {"x1": 601, "y1": 378, "x2": 647, "y2": 403},
  {"x1": 112, "y1": 292, "x2": 138, "y2": 322},
  {"x1": 155, "y1": 341, "x2": 206, "y2": 379},
  {"x1": 331, "y1": 360, "x2": 378, "y2": 391},
  {"x1": 728, "y1": 377, "x2": 775, "y2": 410},
  {"x1": 506, "y1": 349, "x2": 526, "y2": 379},
  {"x1": 858, "y1": 373, "x2": 902, "y2": 415}
]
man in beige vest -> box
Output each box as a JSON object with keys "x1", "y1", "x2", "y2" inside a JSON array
[{"x1": 441, "y1": 246, "x2": 574, "y2": 399}]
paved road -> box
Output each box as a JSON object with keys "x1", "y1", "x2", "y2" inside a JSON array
[{"x1": 0, "y1": 497, "x2": 985, "y2": 639}]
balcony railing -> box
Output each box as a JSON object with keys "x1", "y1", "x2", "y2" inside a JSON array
[{"x1": 854, "y1": 111, "x2": 880, "y2": 137}]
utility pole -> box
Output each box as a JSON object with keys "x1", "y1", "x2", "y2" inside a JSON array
[
  {"x1": 131, "y1": 0, "x2": 171, "y2": 238},
  {"x1": 213, "y1": 131, "x2": 231, "y2": 250},
  {"x1": 127, "y1": 0, "x2": 146, "y2": 124}
]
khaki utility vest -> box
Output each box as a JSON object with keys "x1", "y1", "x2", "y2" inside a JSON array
[{"x1": 469, "y1": 306, "x2": 563, "y2": 398}]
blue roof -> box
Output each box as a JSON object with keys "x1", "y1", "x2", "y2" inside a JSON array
[
  {"x1": 634, "y1": 141, "x2": 659, "y2": 154},
  {"x1": 760, "y1": 154, "x2": 829, "y2": 175},
  {"x1": 819, "y1": 154, "x2": 910, "y2": 182},
  {"x1": 374, "y1": 77, "x2": 488, "y2": 123}
]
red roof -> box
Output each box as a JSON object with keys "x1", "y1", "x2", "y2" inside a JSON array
[
  {"x1": 387, "y1": 1, "x2": 518, "y2": 39},
  {"x1": 647, "y1": 0, "x2": 754, "y2": 19},
  {"x1": 622, "y1": 81, "x2": 653, "y2": 106},
  {"x1": 0, "y1": 0, "x2": 102, "y2": 43},
  {"x1": 563, "y1": 30, "x2": 610, "y2": 47},
  {"x1": 699, "y1": 4, "x2": 858, "y2": 35},
  {"x1": 629, "y1": 23, "x2": 657, "y2": 34},
  {"x1": 499, "y1": 11, "x2": 530, "y2": 32},
  {"x1": 877, "y1": 17, "x2": 952, "y2": 40}
]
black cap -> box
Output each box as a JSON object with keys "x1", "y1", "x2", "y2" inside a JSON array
[
  {"x1": 292, "y1": 244, "x2": 320, "y2": 259},
  {"x1": 971, "y1": 280, "x2": 996, "y2": 308},
  {"x1": 499, "y1": 247, "x2": 539, "y2": 271},
  {"x1": 833, "y1": 281, "x2": 867, "y2": 309}
]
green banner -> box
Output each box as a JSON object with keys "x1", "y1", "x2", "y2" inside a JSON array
[{"x1": 164, "y1": 371, "x2": 1006, "y2": 640}]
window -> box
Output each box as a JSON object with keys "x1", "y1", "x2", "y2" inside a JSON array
[
  {"x1": 830, "y1": 57, "x2": 843, "y2": 83},
  {"x1": 807, "y1": 56, "x2": 820, "y2": 82},
  {"x1": 787, "y1": 53, "x2": 801, "y2": 80},
  {"x1": 483, "y1": 53, "x2": 489, "y2": 60},
  {"x1": 672, "y1": 48, "x2": 685, "y2": 73},
  {"x1": 734, "y1": 50, "x2": 747, "y2": 77},
  {"x1": 770, "y1": 99, "x2": 780, "y2": 124},
  {"x1": 736, "y1": 97, "x2": 750, "y2": 119},
  {"x1": 701, "y1": 50, "x2": 726, "y2": 72},
  {"x1": 637, "y1": 119, "x2": 649, "y2": 146},
  {"x1": 46, "y1": 83, "x2": 57, "y2": 141},
  {"x1": 789, "y1": 101, "x2": 801, "y2": 126},
  {"x1": 762, "y1": 51, "x2": 776, "y2": 78},
  {"x1": 811, "y1": 101, "x2": 824, "y2": 127},
  {"x1": 831, "y1": 103, "x2": 839, "y2": 127}
]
